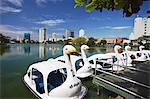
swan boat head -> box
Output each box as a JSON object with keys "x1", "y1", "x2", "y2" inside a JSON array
[
  {"x1": 114, "y1": 45, "x2": 123, "y2": 54},
  {"x1": 125, "y1": 46, "x2": 131, "y2": 52},
  {"x1": 75, "y1": 45, "x2": 93, "y2": 78},
  {"x1": 123, "y1": 46, "x2": 132, "y2": 66},
  {"x1": 63, "y1": 45, "x2": 77, "y2": 55},
  {"x1": 139, "y1": 45, "x2": 145, "y2": 51},
  {"x1": 81, "y1": 45, "x2": 90, "y2": 51}
]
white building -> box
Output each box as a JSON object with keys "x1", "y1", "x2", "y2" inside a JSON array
[
  {"x1": 129, "y1": 17, "x2": 150, "y2": 40},
  {"x1": 65, "y1": 29, "x2": 74, "y2": 40},
  {"x1": 17, "y1": 36, "x2": 23, "y2": 43},
  {"x1": 51, "y1": 32, "x2": 57, "y2": 42},
  {"x1": 79, "y1": 29, "x2": 86, "y2": 37},
  {"x1": 39, "y1": 28, "x2": 47, "y2": 43}
]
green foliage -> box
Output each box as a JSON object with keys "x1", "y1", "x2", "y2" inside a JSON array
[
  {"x1": 0, "y1": 34, "x2": 10, "y2": 44},
  {"x1": 72, "y1": 37, "x2": 87, "y2": 46},
  {"x1": 100, "y1": 39, "x2": 107, "y2": 45},
  {"x1": 96, "y1": 39, "x2": 107, "y2": 47},
  {"x1": 0, "y1": 45, "x2": 10, "y2": 56},
  {"x1": 56, "y1": 40, "x2": 63, "y2": 44},
  {"x1": 87, "y1": 37, "x2": 96, "y2": 46},
  {"x1": 74, "y1": 0, "x2": 87, "y2": 8},
  {"x1": 74, "y1": 0, "x2": 143, "y2": 17},
  {"x1": 64, "y1": 39, "x2": 72, "y2": 45}
]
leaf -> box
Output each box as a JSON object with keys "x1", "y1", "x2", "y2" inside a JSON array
[
  {"x1": 74, "y1": 4, "x2": 79, "y2": 8},
  {"x1": 74, "y1": 0, "x2": 82, "y2": 4},
  {"x1": 114, "y1": 0, "x2": 124, "y2": 10},
  {"x1": 86, "y1": 0, "x2": 96, "y2": 12}
]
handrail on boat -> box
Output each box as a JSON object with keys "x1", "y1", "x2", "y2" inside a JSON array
[{"x1": 95, "y1": 58, "x2": 150, "y2": 74}]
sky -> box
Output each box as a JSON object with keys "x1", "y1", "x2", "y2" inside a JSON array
[{"x1": 0, "y1": 0, "x2": 149, "y2": 40}]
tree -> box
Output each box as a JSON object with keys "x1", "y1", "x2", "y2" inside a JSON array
[
  {"x1": 100, "y1": 39, "x2": 107, "y2": 45},
  {"x1": 72, "y1": 37, "x2": 87, "y2": 46},
  {"x1": 0, "y1": 34, "x2": 10, "y2": 44},
  {"x1": 74, "y1": 0, "x2": 143, "y2": 17},
  {"x1": 87, "y1": 37, "x2": 96, "y2": 46},
  {"x1": 56, "y1": 40, "x2": 63, "y2": 44}
]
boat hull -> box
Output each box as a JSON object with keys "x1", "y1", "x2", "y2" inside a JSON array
[{"x1": 23, "y1": 75, "x2": 87, "y2": 99}]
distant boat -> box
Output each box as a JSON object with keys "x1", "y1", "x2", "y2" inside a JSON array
[
  {"x1": 127, "y1": 46, "x2": 148, "y2": 63},
  {"x1": 23, "y1": 45, "x2": 87, "y2": 99},
  {"x1": 121, "y1": 46, "x2": 132, "y2": 66},
  {"x1": 88, "y1": 45, "x2": 127, "y2": 71}
]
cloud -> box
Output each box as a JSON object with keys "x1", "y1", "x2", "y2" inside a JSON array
[
  {"x1": 0, "y1": 0, "x2": 23, "y2": 13},
  {"x1": 35, "y1": 19, "x2": 65, "y2": 26},
  {"x1": 35, "y1": 0, "x2": 47, "y2": 6},
  {"x1": 98, "y1": 26, "x2": 112, "y2": 29},
  {"x1": 98, "y1": 26, "x2": 131, "y2": 30},
  {"x1": 111, "y1": 26, "x2": 131, "y2": 30},
  {"x1": 35, "y1": 0, "x2": 63, "y2": 6},
  {"x1": 0, "y1": 25, "x2": 33, "y2": 38},
  {"x1": 5, "y1": 0, "x2": 23, "y2": 7},
  {"x1": 0, "y1": 6, "x2": 22, "y2": 13}
]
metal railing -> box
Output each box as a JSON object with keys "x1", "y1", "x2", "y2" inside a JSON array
[{"x1": 93, "y1": 58, "x2": 150, "y2": 99}]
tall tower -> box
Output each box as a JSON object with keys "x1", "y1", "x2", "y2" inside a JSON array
[
  {"x1": 79, "y1": 29, "x2": 86, "y2": 37},
  {"x1": 24, "y1": 33, "x2": 30, "y2": 42},
  {"x1": 51, "y1": 32, "x2": 57, "y2": 42},
  {"x1": 65, "y1": 29, "x2": 74, "y2": 40},
  {"x1": 39, "y1": 28, "x2": 47, "y2": 43},
  {"x1": 129, "y1": 17, "x2": 150, "y2": 40}
]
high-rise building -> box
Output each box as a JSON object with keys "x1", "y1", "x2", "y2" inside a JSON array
[
  {"x1": 65, "y1": 29, "x2": 74, "y2": 39},
  {"x1": 129, "y1": 17, "x2": 150, "y2": 40},
  {"x1": 51, "y1": 32, "x2": 57, "y2": 42},
  {"x1": 39, "y1": 28, "x2": 47, "y2": 43},
  {"x1": 79, "y1": 29, "x2": 86, "y2": 37},
  {"x1": 17, "y1": 36, "x2": 23, "y2": 43},
  {"x1": 24, "y1": 33, "x2": 30, "y2": 42}
]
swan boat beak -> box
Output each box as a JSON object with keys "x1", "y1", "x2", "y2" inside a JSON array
[
  {"x1": 68, "y1": 49, "x2": 81, "y2": 56},
  {"x1": 68, "y1": 49, "x2": 77, "y2": 53}
]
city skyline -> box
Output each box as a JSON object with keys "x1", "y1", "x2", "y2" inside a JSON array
[{"x1": 0, "y1": 0, "x2": 149, "y2": 40}]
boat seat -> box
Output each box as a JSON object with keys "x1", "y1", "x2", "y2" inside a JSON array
[
  {"x1": 34, "y1": 78, "x2": 45, "y2": 94},
  {"x1": 112, "y1": 56, "x2": 117, "y2": 63},
  {"x1": 75, "y1": 59, "x2": 84, "y2": 70},
  {"x1": 63, "y1": 68, "x2": 67, "y2": 74},
  {"x1": 96, "y1": 61, "x2": 112, "y2": 68},
  {"x1": 89, "y1": 60, "x2": 94, "y2": 64},
  {"x1": 103, "y1": 63, "x2": 112, "y2": 68},
  {"x1": 137, "y1": 53, "x2": 141, "y2": 57},
  {"x1": 47, "y1": 83, "x2": 54, "y2": 92},
  {"x1": 130, "y1": 55, "x2": 135, "y2": 59},
  {"x1": 47, "y1": 70, "x2": 66, "y2": 92}
]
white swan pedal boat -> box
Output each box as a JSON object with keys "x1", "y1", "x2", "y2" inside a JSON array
[
  {"x1": 23, "y1": 45, "x2": 87, "y2": 99},
  {"x1": 127, "y1": 46, "x2": 148, "y2": 63},
  {"x1": 88, "y1": 45, "x2": 129, "y2": 71}
]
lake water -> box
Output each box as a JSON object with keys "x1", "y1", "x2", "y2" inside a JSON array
[{"x1": 0, "y1": 44, "x2": 149, "y2": 99}]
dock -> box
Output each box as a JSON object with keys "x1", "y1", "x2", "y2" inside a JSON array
[{"x1": 92, "y1": 59, "x2": 150, "y2": 99}]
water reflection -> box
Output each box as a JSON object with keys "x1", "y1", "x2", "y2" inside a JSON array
[
  {"x1": 16, "y1": 46, "x2": 24, "y2": 53},
  {"x1": 49, "y1": 46, "x2": 61, "y2": 56},
  {"x1": 39, "y1": 44, "x2": 47, "y2": 59},
  {"x1": 87, "y1": 46, "x2": 112, "y2": 56},
  {"x1": 0, "y1": 44, "x2": 10, "y2": 56},
  {"x1": 23, "y1": 45, "x2": 30, "y2": 55}
]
